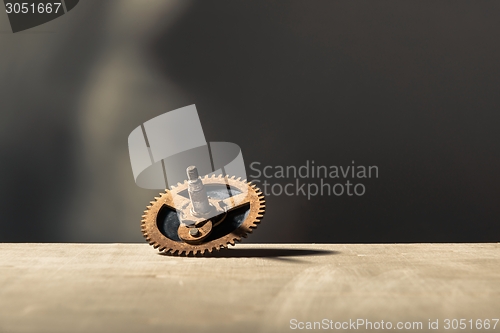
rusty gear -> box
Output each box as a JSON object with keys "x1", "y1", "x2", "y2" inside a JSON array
[{"x1": 141, "y1": 174, "x2": 265, "y2": 256}]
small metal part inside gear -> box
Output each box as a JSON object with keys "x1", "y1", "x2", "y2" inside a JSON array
[{"x1": 141, "y1": 174, "x2": 266, "y2": 256}]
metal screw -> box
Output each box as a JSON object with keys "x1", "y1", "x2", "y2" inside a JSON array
[
  {"x1": 187, "y1": 166, "x2": 199, "y2": 181},
  {"x1": 189, "y1": 228, "x2": 200, "y2": 237},
  {"x1": 186, "y1": 166, "x2": 212, "y2": 215}
]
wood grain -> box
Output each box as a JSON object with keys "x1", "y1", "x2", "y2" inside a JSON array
[{"x1": 0, "y1": 243, "x2": 498, "y2": 332}]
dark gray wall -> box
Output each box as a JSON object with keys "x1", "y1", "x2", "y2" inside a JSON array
[{"x1": 1, "y1": 1, "x2": 499, "y2": 243}]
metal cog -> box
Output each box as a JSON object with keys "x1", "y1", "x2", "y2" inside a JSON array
[{"x1": 141, "y1": 174, "x2": 266, "y2": 256}]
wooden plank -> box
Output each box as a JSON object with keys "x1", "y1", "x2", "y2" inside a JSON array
[{"x1": 0, "y1": 243, "x2": 498, "y2": 332}]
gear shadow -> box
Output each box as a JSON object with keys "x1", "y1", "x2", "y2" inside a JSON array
[{"x1": 159, "y1": 247, "x2": 339, "y2": 258}]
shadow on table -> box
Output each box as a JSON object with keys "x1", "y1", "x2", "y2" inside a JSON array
[
  {"x1": 207, "y1": 248, "x2": 339, "y2": 258},
  {"x1": 160, "y1": 247, "x2": 339, "y2": 258}
]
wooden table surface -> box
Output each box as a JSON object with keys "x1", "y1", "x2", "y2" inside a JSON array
[{"x1": 0, "y1": 243, "x2": 498, "y2": 333}]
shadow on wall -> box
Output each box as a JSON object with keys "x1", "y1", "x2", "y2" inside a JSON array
[{"x1": 0, "y1": 1, "x2": 192, "y2": 242}]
